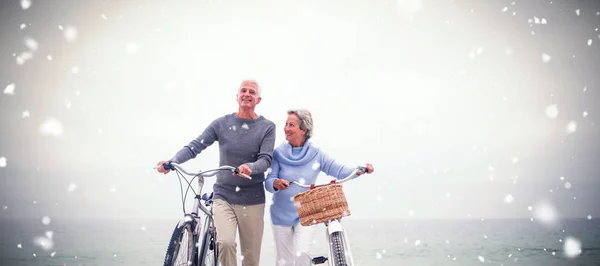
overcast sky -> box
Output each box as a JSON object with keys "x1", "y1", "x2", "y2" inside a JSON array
[{"x1": 0, "y1": 0, "x2": 599, "y2": 222}]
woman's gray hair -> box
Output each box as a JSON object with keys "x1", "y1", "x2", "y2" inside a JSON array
[{"x1": 287, "y1": 109, "x2": 313, "y2": 139}]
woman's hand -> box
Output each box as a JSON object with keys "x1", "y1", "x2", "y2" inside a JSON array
[
  {"x1": 357, "y1": 163, "x2": 374, "y2": 175},
  {"x1": 273, "y1": 179, "x2": 290, "y2": 190}
]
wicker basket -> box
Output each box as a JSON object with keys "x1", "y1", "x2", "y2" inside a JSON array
[{"x1": 293, "y1": 184, "x2": 351, "y2": 226}]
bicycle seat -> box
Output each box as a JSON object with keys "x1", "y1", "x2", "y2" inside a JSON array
[{"x1": 202, "y1": 192, "x2": 214, "y2": 206}]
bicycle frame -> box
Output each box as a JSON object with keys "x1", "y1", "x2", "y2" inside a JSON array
[
  {"x1": 164, "y1": 162, "x2": 249, "y2": 265},
  {"x1": 291, "y1": 166, "x2": 368, "y2": 266}
]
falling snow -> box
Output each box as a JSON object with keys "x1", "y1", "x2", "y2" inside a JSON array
[
  {"x1": 587, "y1": 215, "x2": 592, "y2": 220},
  {"x1": 478, "y1": 255, "x2": 485, "y2": 262},
  {"x1": 4, "y1": 83, "x2": 15, "y2": 95},
  {"x1": 21, "y1": 0, "x2": 31, "y2": 10},
  {"x1": 589, "y1": 39, "x2": 593, "y2": 46},
  {"x1": 575, "y1": 9, "x2": 580, "y2": 16},
  {"x1": 40, "y1": 118, "x2": 64, "y2": 136},
  {"x1": 126, "y1": 42, "x2": 139, "y2": 54},
  {"x1": 565, "y1": 121, "x2": 577, "y2": 133},
  {"x1": 564, "y1": 182, "x2": 572, "y2": 189},
  {"x1": 63, "y1": 26, "x2": 78, "y2": 42},
  {"x1": 504, "y1": 194, "x2": 514, "y2": 203},
  {"x1": 67, "y1": 182, "x2": 77, "y2": 192},
  {"x1": 235, "y1": 186, "x2": 241, "y2": 192},
  {"x1": 241, "y1": 123, "x2": 249, "y2": 130},
  {"x1": 533, "y1": 201, "x2": 558, "y2": 226},
  {"x1": 41, "y1": 216, "x2": 51, "y2": 225},
  {"x1": 24, "y1": 37, "x2": 38, "y2": 51},
  {"x1": 0, "y1": 157, "x2": 6, "y2": 167},
  {"x1": 545, "y1": 104, "x2": 558, "y2": 118},
  {"x1": 312, "y1": 162, "x2": 320, "y2": 170},
  {"x1": 563, "y1": 237, "x2": 582, "y2": 258},
  {"x1": 541, "y1": 53, "x2": 552, "y2": 63}
]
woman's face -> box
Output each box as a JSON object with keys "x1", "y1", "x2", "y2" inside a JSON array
[{"x1": 284, "y1": 113, "x2": 306, "y2": 144}]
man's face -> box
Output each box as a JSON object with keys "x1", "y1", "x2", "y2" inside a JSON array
[{"x1": 236, "y1": 86, "x2": 261, "y2": 108}]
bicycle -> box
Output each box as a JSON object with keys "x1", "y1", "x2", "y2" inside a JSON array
[
  {"x1": 159, "y1": 161, "x2": 250, "y2": 266},
  {"x1": 291, "y1": 166, "x2": 369, "y2": 266}
]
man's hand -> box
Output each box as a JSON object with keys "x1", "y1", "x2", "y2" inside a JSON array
[
  {"x1": 156, "y1": 161, "x2": 170, "y2": 174},
  {"x1": 236, "y1": 164, "x2": 253, "y2": 178},
  {"x1": 273, "y1": 179, "x2": 290, "y2": 191}
]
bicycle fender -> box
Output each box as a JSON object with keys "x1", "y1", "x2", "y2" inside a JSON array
[{"x1": 326, "y1": 220, "x2": 344, "y2": 234}]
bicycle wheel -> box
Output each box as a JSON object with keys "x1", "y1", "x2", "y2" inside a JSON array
[
  {"x1": 163, "y1": 221, "x2": 198, "y2": 266},
  {"x1": 330, "y1": 231, "x2": 348, "y2": 266},
  {"x1": 198, "y1": 226, "x2": 218, "y2": 266}
]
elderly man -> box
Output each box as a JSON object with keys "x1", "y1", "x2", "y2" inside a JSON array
[{"x1": 157, "y1": 79, "x2": 276, "y2": 266}]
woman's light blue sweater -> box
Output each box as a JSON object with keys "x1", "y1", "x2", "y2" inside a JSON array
[{"x1": 265, "y1": 140, "x2": 355, "y2": 226}]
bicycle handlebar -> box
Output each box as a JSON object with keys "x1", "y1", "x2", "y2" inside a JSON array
[
  {"x1": 162, "y1": 162, "x2": 252, "y2": 179},
  {"x1": 290, "y1": 166, "x2": 368, "y2": 189}
]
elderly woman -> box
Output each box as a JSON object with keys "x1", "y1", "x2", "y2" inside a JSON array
[{"x1": 265, "y1": 109, "x2": 374, "y2": 266}]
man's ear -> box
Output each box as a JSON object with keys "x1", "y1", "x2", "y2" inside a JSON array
[{"x1": 256, "y1": 96, "x2": 262, "y2": 105}]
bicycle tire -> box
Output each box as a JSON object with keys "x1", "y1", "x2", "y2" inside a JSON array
[
  {"x1": 163, "y1": 221, "x2": 198, "y2": 266},
  {"x1": 198, "y1": 226, "x2": 218, "y2": 266},
  {"x1": 331, "y1": 231, "x2": 348, "y2": 266}
]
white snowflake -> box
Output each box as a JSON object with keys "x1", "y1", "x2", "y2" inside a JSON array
[
  {"x1": 20, "y1": 23, "x2": 26, "y2": 29},
  {"x1": 21, "y1": 0, "x2": 31, "y2": 10},
  {"x1": 0, "y1": 157, "x2": 6, "y2": 168},
  {"x1": 565, "y1": 121, "x2": 577, "y2": 133},
  {"x1": 101, "y1": 14, "x2": 108, "y2": 20},
  {"x1": 71, "y1": 67, "x2": 79, "y2": 74},
  {"x1": 33, "y1": 235, "x2": 54, "y2": 251},
  {"x1": 528, "y1": 206, "x2": 532, "y2": 211},
  {"x1": 4, "y1": 83, "x2": 15, "y2": 95},
  {"x1": 67, "y1": 182, "x2": 77, "y2": 192},
  {"x1": 541, "y1": 53, "x2": 552, "y2": 63},
  {"x1": 241, "y1": 123, "x2": 249, "y2": 130},
  {"x1": 563, "y1": 237, "x2": 582, "y2": 258},
  {"x1": 376, "y1": 252, "x2": 382, "y2": 259},
  {"x1": 2, "y1": 206, "x2": 7, "y2": 210},
  {"x1": 502, "y1": 6, "x2": 508, "y2": 12},
  {"x1": 478, "y1": 255, "x2": 485, "y2": 262},
  {"x1": 588, "y1": 215, "x2": 592, "y2": 220},
  {"x1": 126, "y1": 42, "x2": 139, "y2": 54},
  {"x1": 575, "y1": 9, "x2": 580, "y2": 16},
  {"x1": 545, "y1": 104, "x2": 558, "y2": 118},
  {"x1": 588, "y1": 39, "x2": 593, "y2": 46},
  {"x1": 564, "y1": 182, "x2": 572, "y2": 189},
  {"x1": 312, "y1": 162, "x2": 320, "y2": 170},
  {"x1": 63, "y1": 26, "x2": 78, "y2": 42},
  {"x1": 542, "y1": 18, "x2": 547, "y2": 24},
  {"x1": 533, "y1": 201, "x2": 558, "y2": 226},
  {"x1": 408, "y1": 209, "x2": 415, "y2": 216},
  {"x1": 40, "y1": 118, "x2": 64, "y2": 136},
  {"x1": 140, "y1": 226, "x2": 146, "y2": 231},
  {"x1": 24, "y1": 37, "x2": 38, "y2": 51},
  {"x1": 583, "y1": 111, "x2": 588, "y2": 117},
  {"x1": 47, "y1": 55, "x2": 52, "y2": 60},
  {"x1": 414, "y1": 239, "x2": 421, "y2": 246},
  {"x1": 16, "y1": 52, "x2": 33, "y2": 65},
  {"x1": 42, "y1": 216, "x2": 51, "y2": 225},
  {"x1": 504, "y1": 194, "x2": 514, "y2": 203}
]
